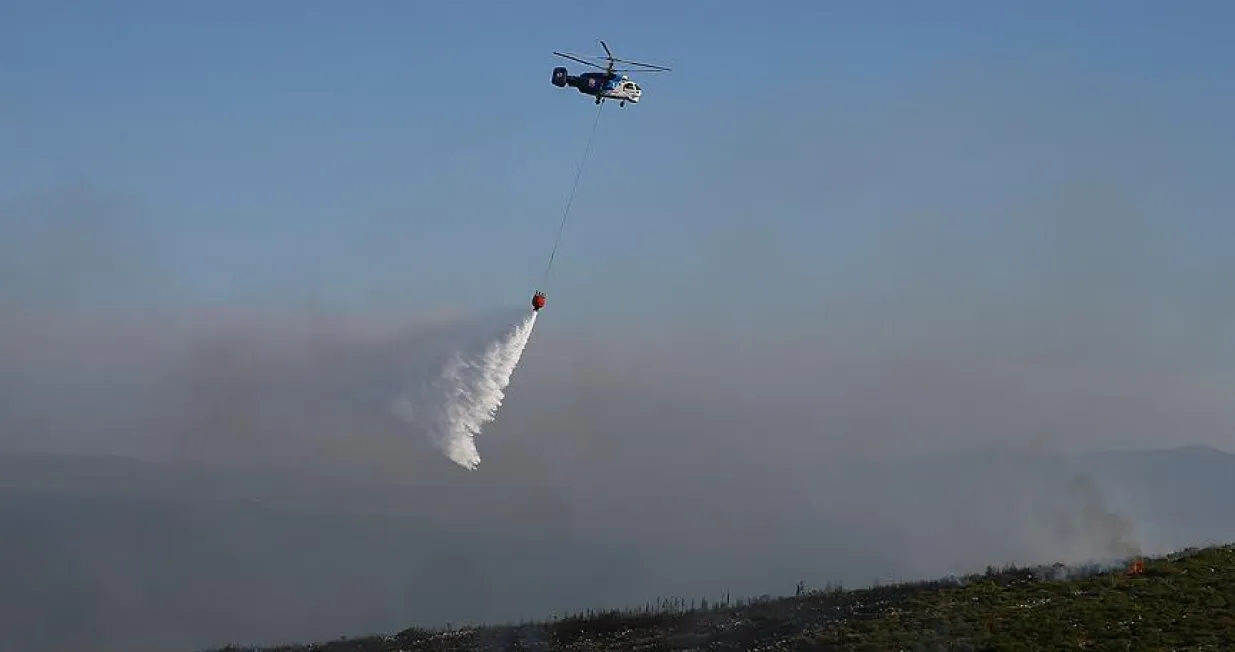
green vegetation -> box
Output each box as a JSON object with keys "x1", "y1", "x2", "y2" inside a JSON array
[{"x1": 209, "y1": 544, "x2": 1235, "y2": 651}]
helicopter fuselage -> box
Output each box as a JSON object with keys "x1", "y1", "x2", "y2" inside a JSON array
[{"x1": 552, "y1": 68, "x2": 641, "y2": 104}]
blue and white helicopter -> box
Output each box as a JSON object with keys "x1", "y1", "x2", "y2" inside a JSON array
[{"x1": 551, "y1": 40, "x2": 671, "y2": 107}]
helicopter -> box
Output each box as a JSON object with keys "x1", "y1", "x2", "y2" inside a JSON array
[{"x1": 551, "y1": 40, "x2": 671, "y2": 107}]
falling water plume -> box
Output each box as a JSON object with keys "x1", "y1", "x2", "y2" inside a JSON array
[{"x1": 392, "y1": 311, "x2": 538, "y2": 469}]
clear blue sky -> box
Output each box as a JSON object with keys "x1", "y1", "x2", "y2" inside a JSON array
[{"x1": 3, "y1": 0, "x2": 1232, "y2": 339}]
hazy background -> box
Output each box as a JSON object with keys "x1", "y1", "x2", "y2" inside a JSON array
[{"x1": 3, "y1": 1, "x2": 1234, "y2": 650}]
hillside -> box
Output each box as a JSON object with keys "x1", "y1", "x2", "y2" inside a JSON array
[{"x1": 210, "y1": 544, "x2": 1235, "y2": 651}]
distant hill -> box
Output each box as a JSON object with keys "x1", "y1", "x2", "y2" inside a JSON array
[
  {"x1": 825, "y1": 444, "x2": 1235, "y2": 560},
  {"x1": 1, "y1": 445, "x2": 1233, "y2": 651},
  {"x1": 207, "y1": 543, "x2": 1235, "y2": 651},
  {"x1": 1077, "y1": 445, "x2": 1235, "y2": 544}
]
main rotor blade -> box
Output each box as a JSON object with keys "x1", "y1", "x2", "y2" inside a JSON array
[
  {"x1": 553, "y1": 51, "x2": 606, "y2": 70},
  {"x1": 610, "y1": 57, "x2": 672, "y2": 71},
  {"x1": 600, "y1": 40, "x2": 613, "y2": 59}
]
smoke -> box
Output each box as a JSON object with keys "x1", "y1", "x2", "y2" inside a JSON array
[{"x1": 392, "y1": 310, "x2": 538, "y2": 470}]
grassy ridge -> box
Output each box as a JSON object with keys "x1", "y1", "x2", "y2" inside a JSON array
[{"x1": 210, "y1": 544, "x2": 1235, "y2": 651}]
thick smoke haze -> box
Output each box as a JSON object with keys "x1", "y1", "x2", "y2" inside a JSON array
[{"x1": 3, "y1": 57, "x2": 1234, "y2": 651}]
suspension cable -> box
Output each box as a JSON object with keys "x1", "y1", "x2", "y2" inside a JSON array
[{"x1": 541, "y1": 100, "x2": 606, "y2": 288}]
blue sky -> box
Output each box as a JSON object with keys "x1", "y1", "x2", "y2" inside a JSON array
[{"x1": 2, "y1": 0, "x2": 1232, "y2": 342}]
